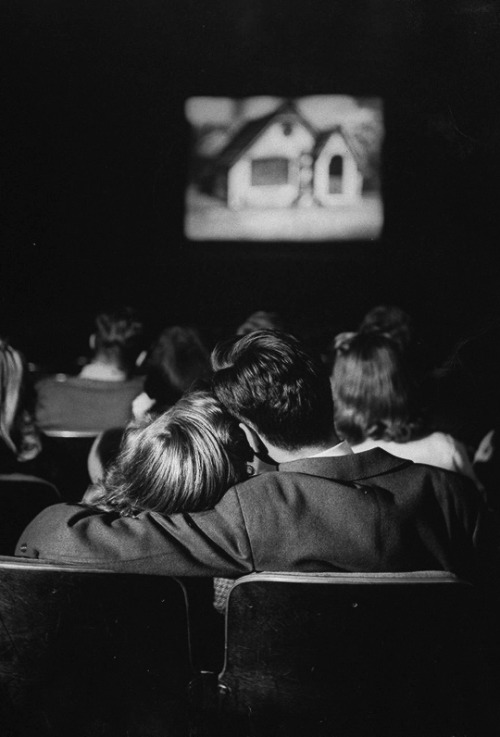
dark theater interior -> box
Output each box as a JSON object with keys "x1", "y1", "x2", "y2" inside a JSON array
[
  {"x1": 1, "y1": 1, "x2": 500, "y2": 735},
  {"x1": 2, "y1": 0, "x2": 499, "y2": 363}
]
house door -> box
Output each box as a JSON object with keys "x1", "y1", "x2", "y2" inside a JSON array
[{"x1": 328, "y1": 155, "x2": 344, "y2": 194}]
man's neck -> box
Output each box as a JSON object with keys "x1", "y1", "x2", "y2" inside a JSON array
[{"x1": 265, "y1": 435, "x2": 342, "y2": 464}]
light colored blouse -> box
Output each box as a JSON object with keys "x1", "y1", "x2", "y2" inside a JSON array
[{"x1": 351, "y1": 432, "x2": 482, "y2": 490}]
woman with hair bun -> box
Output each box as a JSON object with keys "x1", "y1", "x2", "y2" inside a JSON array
[{"x1": 331, "y1": 331, "x2": 482, "y2": 489}]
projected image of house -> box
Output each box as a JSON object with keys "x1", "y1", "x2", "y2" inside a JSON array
[{"x1": 185, "y1": 96, "x2": 383, "y2": 242}]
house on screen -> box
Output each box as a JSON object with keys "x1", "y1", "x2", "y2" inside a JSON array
[
  {"x1": 313, "y1": 127, "x2": 364, "y2": 205},
  {"x1": 207, "y1": 102, "x2": 364, "y2": 210}
]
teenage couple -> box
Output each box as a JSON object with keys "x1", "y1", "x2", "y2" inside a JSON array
[{"x1": 17, "y1": 330, "x2": 489, "y2": 583}]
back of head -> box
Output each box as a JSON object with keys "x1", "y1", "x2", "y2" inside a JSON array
[
  {"x1": 211, "y1": 330, "x2": 334, "y2": 451},
  {"x1": 0, "y1": 338, "x2": 25, "y2": 454},
  {"x1": 331, "y1": 331, "x2": 416, "y2": 445},
  {"x1": 359, "y1": 304, "x2": 412, "y2": 351},
  {"x1": 236, "y1": 310, "x2": 286, "y2": 337},
  {"x1": 94, "y1": 306, "x2": 144, "y2": 375},
  {"x1": 94, "y1": 390, "x2": 250, "y2": 516},
  {"x1": 144, "y1": 326, "x2": 211, "y2": 409}
]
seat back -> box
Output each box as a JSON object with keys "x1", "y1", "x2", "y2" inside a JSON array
[
  {"x1": 218, "y1": 571, "x2": 488, "y2": 736},
  {"x1": 41, "y1": 431, "x2": 99, "y2": 501},
  {"x1": 0, "y1": 557, "x2": 192, "y2": 737},
  {"x1": 0, "y1": 474, "x2": 60, "y2": 554}
]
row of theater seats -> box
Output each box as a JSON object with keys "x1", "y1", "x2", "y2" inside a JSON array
[{"x1": 0, "y1": 561, "x2": 497, "y2": 737}]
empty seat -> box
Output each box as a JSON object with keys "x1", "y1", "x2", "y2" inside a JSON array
[
  {"x1": 213, "y1": 571, "x2": 492, "y2": 737},
  {"x1": 0, "y1": 557, "x2": 192, "y2": 737},
  {"x1": 0, "y1": 474, "x2": 60, "y2": 554}
]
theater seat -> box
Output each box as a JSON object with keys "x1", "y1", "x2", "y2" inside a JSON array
[
  {"x1": 0, "y1": 474, "x2": 60, "y2": 554},
  {"x1": 41, "y1": 429, "x2": 100, "y2": 501},
  {"x1": 0, "y1": 558, "x2": 192, "y2": 737},
  {"x1": 211, "y1": 571, "x2": 492, "y2": 737}
]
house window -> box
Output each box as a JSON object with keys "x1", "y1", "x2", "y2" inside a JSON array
[
  {"x1": 329, "y1": 155, "x2": 343, "y2": 194},
  {"x1": 251, "y1": 158, "x2": 289, "y2": 186}
]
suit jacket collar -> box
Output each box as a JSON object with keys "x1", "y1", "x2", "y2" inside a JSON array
[{"x1": 278, "y1": 448, "x2": 413, "y2": 482}]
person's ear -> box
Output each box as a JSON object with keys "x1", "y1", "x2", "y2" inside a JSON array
[
  {"x1": 89, "y1": 333, "x2": 96, "y2": 351},
  {"x1": 239, "y1": 422, "x2": 277, "y2": 470},
  {"x1": 238, "y1": 422, "x2": 262, "y2": 454}
]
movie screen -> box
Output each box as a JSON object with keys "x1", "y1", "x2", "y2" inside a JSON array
[{"x1": 185, "y1": 95, "x2": 384, "y2": 242}]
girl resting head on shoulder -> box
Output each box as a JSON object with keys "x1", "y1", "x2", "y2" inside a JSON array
[{"x1": 85, "y1": 390, "x2": 252, "y2": 517}]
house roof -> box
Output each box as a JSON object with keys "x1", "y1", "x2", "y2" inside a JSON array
[
  {"x1": 314, "y1": 126, "x2": 366, "y2": 172},
  {"x1": 215, "y1": 101, "x2": 317, "y2": 169}
]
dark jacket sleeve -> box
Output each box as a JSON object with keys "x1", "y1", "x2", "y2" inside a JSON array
[
  {"x1": 437, "y1": 472, "x2": 500, "y2": 584},
  {"x1": 15, "y1": 487, "x2": 255, "y2": 577}
]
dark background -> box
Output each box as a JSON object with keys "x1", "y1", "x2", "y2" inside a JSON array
[{"x1": 1, "y1": 0, "x2": 500, "y2": 367}]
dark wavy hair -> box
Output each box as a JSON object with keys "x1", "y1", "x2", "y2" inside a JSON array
[
  {"x1": 143, "y1": 325, "x2": 211, "y2": 411},
  {"x1": 331, "y1": 331, "x2": 420, "y2": 445},
  {"x1": 90, "y1": 391, "x2": 250, "y2": 517},
  {"x1": 211, "y1": 330, "x2": 334, "y2": 451}
]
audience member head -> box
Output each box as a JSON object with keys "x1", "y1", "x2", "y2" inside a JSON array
[
  {"x1": 91, "y1": 391, "x2": 251, "y2": 517},
  {"x1": 133, "y1": 325, "x2": 211, "y2": 419},
  {"x1": 211, "y1": 330, "x2": 336, "y2": 456},
  {"x1": 91, "y1": 306, "x2": 144, "y2": 376},
  {"x1": 236, "y1": 310, "x2": 286, "y2": 336},
  {"x1": 358, "y1": 304, "x2": 412, "y2": 351},
  {"x1": 331, "y1": 331, "x2": 419, "y2": 445}
]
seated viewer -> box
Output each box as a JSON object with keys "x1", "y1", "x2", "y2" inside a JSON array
[
  {"x1": 35, "y1": 306, "x2": 145, "y2": 433},
  {"x1": 17, "y1": 330, "x2": 491, "y2": 583}
]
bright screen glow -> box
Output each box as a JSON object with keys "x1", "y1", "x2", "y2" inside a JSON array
[{"x1": 184, "y1": 95, "x2": 384, "y2": 242}]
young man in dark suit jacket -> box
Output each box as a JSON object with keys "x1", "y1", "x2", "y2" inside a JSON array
[{"x1": 16, "y1": 330, "x2": 490, "y2": 582}]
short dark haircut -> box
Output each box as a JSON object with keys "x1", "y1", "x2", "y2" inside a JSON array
[
  {"x1": 211, "y1": 330, "x2": 334, "y2": 451},
  {"x1": 331, "y1": 331, "x2": 419, "y2": 445},
  {"x1": 94, "y1": 306, "x2": 144, "y2": 373}
]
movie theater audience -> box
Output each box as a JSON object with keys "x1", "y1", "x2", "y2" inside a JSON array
[
  {"x1": 0, "y1": 306, "x2": 497, "y2": 737},
  {"x1": 331, "y1": 330, "x2": 482, "y2": 489},
  {"x1": 35, "y1": 306, "x2": 145, "y2": 433},
  {"x1": 16, "y1": 330, "x2": 490, "y2": 588}
]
